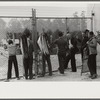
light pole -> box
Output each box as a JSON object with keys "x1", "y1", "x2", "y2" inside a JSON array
[{"x1": 91, "y1": 11, "x2": 95, "y2": 32}]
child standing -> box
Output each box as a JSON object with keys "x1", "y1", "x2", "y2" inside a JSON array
[{"x1": 6, "y1": 40, "x2": 19, "y2": 81}]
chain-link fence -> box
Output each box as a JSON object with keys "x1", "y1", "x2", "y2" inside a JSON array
[
  {"x1": 0, "y1": 17, "x2": 32, "y2": 80},
  {"x1": 37, "y1": 17, "x2": 92, "y2": 51},
  {"x1": 0, "y1": 17, "x2": 92, "y2": 80}
]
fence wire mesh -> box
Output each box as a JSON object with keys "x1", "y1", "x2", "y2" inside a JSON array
[
  {"x1": 0, "y1": 18, "x2": 32, "y2": 80},
  {"x1": 0, "y1": 17, "x2": 92, "y2": 80}
]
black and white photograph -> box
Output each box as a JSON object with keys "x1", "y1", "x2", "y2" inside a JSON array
[{"x1": 0, "y1": 1, "x2": 100, "y2": 82}]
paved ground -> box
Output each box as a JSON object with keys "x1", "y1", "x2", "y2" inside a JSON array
[
  {"x1": 3, "y1": 66, "x2": 100, "y2": 82},
  {"x1": 0, "y1": 45, "x2": 100, "y2": 82}
]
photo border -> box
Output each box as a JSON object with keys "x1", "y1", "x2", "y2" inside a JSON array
[{"x1": 0, "y1": 1, "x2": 100, "y2": 99}]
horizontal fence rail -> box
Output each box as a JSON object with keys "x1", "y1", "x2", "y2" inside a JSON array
[{"x1": 0, "y1": 16, "x2": 92, "y2": 19}]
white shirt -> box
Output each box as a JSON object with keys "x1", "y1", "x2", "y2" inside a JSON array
[{"x1": 69, "y1": 39, "x2": 73, "y2": 49}]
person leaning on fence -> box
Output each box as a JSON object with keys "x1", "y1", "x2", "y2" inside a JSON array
[
  {"x1": 40, "y1": 29, "x2": 52, "y2": 77},
  {"x1": 20, "y1": 28, "x2": 34, "y2": 80},
  {"x1": 6, "y1": 39, "x2": 19, "y2": 81},
  {"x1": 52, "y1": 31, "x2": 69, "y2": 74},
  {"x1": 87, "y1": 31, "x2": 97, "y2": 79}
]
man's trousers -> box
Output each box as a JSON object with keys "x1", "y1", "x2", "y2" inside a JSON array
[
  {"x1": 88, "y1": 54, "x2": 97, "y2": 76},
  {"x1": 23, "y1": 56, "x2": 33, "y2": 79},
  {"x1": 42, "y1": 54, "x2": 52, "y2": 76}
]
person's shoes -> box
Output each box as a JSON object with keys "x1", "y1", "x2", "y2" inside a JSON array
[
  {"x1": 33, "y1": 74, "x2": 35, "y2": 76},
  {"x1": 29, "y1": 76, "x2": 35, "y2": 80},
  {"x1": 42, "y1": 75, "x2": 45, "y2": 77},
  {"x1": 60, "y1": 72, "x2": 64, "y2": 74},
  {"x1": 58, "y1": 68, "x2": 64, "y2": 74},
  {"x1": 32, "y1": 76, "x2": 35, "y2": 79},
  {"x1": 59, "y1": 71, "x2": 64, "y2": 74},
  {"x1": 91, "y1": 74, "x2": 97, "y2": 79},
  {"x1": 49, "y1": 74, "x2": 52, "y2": 76},
  {"x1": 25, "y1": 77, "x2": 28, "y2": 80},
  {"x1": 64, "y1": 67, "x2": 68, "y2": 70},
  {"x1": 16, "y1": 77, "x2": 20, "y2": 80},
  {"x1": 4, "y1": 79, "x2": 10, "y2": 82},
  {"x1": 22, "y1": 76, "x2": 25, "y2": 79},
  {"x1": 89, "y1": 75, "x2": 92, "y2": 78},
  {"x1": 29, "y1": 78, "x2": 32, "y2": 80},
  {"x1": 71, "y1": 70, "x2": 77, "y2": 72},
  {"x1": 42, "y1": 73, "x2": 45, "y2": 77}
]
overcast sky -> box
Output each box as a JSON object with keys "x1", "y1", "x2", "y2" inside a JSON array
[{"x1": 0, "y1": 2, "x2": 88, "y2": 17}]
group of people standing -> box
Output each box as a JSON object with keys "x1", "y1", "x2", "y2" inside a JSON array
[
  {"x1": 6, "y1": 28, "x2": 34, "y2": 81},
  {"x1": 81, "y1": 30, "x2": 98, "y2": 79},
  {"x1": 52, "y1": 31, "x2": 78, "y2": 74},
  {"x1": 6, "y1": 28, "x2": 99, "y2": 81}
]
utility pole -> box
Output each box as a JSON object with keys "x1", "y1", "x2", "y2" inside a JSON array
[
  {"x1": 91, "y1": 4, "x2": 95, "y2": 32},
  {"x1": 91, "y1": 11, "x2": 94, "y2": 32}
]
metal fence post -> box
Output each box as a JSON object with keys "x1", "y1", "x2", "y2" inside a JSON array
[
  {"x1": 65, "y1": 18, "x2": 68, "y2": 34},
  {"x1": 32, "y1": 9, "x2": 38, "y2": 77}
]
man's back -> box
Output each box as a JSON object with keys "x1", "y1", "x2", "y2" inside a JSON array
[{"x1": 54, "y1": 37, "x2": 68, "y2": 53}]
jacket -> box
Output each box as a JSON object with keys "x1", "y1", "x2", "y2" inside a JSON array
[
  {"x1": 54, "y1": 36, "x2": 69, "y2": 53},
  {"x1": 20, "y1": 35, "x2": 34, "y2": 58},
  {"x1": 70, "y1": 37, "x2": 79, "y2": 54},
  {"x1": 88, "y1": 36, "x2": 97, "y2": 55}
]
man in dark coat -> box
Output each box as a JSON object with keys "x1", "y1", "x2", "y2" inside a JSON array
[
  {"x1": 20, "y1": 28, "x2": 34, "y2": 79},
  {"x1": 53, "y1": 31, "x2": 69, "y2": 74}
]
